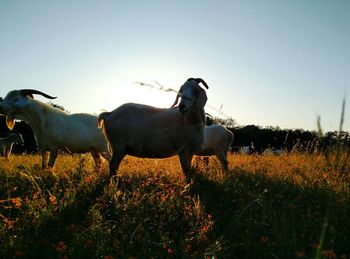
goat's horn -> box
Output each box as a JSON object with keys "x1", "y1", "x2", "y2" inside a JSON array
[
  {"x1": 194, "y1": 78, "x2": 209, "y2": 89},
  {"x1": 20, "y1": 89, "x2": 57, "y2": 99},
  {"x1": 187, "y1": 78, "x2": 209, "y2": 89}
]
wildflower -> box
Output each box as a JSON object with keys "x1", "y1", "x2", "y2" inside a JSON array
[
  {"x1": 14, "y1": 250, "x2": 24, "y2": 257},
  {"x1": 2, "y1": 216, "x2": 18, "y2": 230},
  {"x1": 11, "y1": 197, "x2": 22, "y2": 208},
  {"x1": 84, "y1": 176, "x2": 94, "y2": 183},
  {"x1": 296, "y1": 250, "x2": 305, "y2": 257},
  {"x1": 55, "y1": 241, "x2": 66, "y2": 252},
  {"x1": 49, "y1": 195, "x2": 57, "y2": 205},
  {"x1": 312, "y1": 243, "x2": 320, "y2": 249},
  {"x1": 199, "y1": 233, "x2": 208, "y2": 241},
  {"x1": 321, "y1": 250, "x2": 336, "y2": 259},
  {"x1": 200, "y1": 224, "x2": 210, "y2": 234},
  {"x1": 163, "y1": 243, "x2": 173, "y2": 254},
  {"x1": 260, "y1": 236, "x2": 269, "y2": 243},
  {"x1": 160, "y1": 193, "x2": 167, "y2": 203}
]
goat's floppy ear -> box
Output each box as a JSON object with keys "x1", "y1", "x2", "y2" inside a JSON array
[
  {"x1": 171, "y1": 85, "x2": 183, "y2": 108},
  {"x1": 6, "y1": 117, "x2": 16, "y2": 130},
  {"x1": 195, "y1": 88, "x2": 208, "y2": 108}
]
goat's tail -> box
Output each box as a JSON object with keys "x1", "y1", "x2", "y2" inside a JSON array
[
  {"x1": 227, "y1": 131, "x2": 234, "y2": 152},
  {"x1": 97, "y1": 112, "x2": 110, "y2": 129}
]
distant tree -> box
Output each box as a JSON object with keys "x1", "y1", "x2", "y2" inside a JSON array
[{"x1": 212, "y1": 116, "x2": 237, "y2": 128}]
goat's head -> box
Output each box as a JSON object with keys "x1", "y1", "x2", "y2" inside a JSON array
[
  {"x1": 11, "y1": 133, "x2": 24, "y2": 145},
  {"x1": 2, "y1": 89, "x2": 56, "y2": 114},
  {"x1": 171, "y1": 78, "x2": 209, "y2": 114},
  {"x1": 2, "y1": 89, "x2": 56, "y2": 129}
]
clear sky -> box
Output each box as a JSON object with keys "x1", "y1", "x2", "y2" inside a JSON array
[{"x1": 1, "y1": 0, "x2": 349, "y2": 132}]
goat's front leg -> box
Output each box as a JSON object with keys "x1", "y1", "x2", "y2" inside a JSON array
[
  {"x1": 48, "y1": 150, "x2": 58, "y2": 168},
  {"x1": 179, "y1": 150, "x2": 194, "y2": 179},
  {"x1": 4, "y1": 145, "x2": 11, "y2": 160},
  {"x1": 41, "y1": 151, "x2": 50, "y2": 169}
]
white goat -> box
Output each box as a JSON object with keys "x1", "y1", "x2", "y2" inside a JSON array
[
  {"x1": 1, "y1": 89, "x2": 110, "y2": 169},
  {"x1": 98, "y1": 78, "x2": 209, "y2": 178},
  {"x1": 194, "y1": 124, "x2": 233, "y2": 170},
  {"x1": 0, "y1": 133, "x2": 24, "y2": 159}
]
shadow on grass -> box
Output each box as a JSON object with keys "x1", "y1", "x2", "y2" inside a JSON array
[
  {"x1": 190, "y1": 168, "x2": 350, "y2": 258},
  {"x1": 2, "y1": 172, "x2": 109, "y2": 259}
]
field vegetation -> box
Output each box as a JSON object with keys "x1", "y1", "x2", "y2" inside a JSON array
[{"x1": 0, "y1": 149, "x2": 349, "y2": 258}]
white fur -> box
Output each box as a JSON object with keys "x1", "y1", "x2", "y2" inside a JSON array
[
  {"x1": 1, "y1": 90, "x2": 110, "y2": 169},
  {"x1": 195, "y1": 124, "x2": 234, "y2": 170}
]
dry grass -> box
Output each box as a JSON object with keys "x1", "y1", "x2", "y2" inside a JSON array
[{"x1": 0, "y1": 151, "x2": 349, "y2": 258}]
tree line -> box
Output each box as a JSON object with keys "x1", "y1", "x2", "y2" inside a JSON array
[{"x1": 1, "y1": 115, "x2": 349, "y2": 155}]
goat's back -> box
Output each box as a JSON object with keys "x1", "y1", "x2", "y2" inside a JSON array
[
  {"x1": 100, "y1": 103, "x2": 190, "y2": 158},
  {"x1": 104, "y1": 103, "x2": 182, "y2": 130}
]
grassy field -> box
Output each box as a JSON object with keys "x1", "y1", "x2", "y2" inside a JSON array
[{"x1": 0, "y1": 151, "x2": 349, "y2": 258}]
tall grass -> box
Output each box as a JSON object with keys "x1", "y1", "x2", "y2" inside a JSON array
[
  {"x1": 1, "y1": 150, "x2": 349, "y2": 258},
  {"x1": 317, "y1": 96, "x2": 349, "y2": 177}
]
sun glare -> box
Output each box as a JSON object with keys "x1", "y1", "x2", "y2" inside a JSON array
[{"x1": 97, "y1": 78, "x2": 179, "y2": 113}]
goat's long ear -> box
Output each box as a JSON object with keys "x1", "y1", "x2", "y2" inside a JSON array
[
  {"x1": 171, "y1": 85, "x2": 184, "y2": 108},
  {"x1": 171, "y1": 93, "x2": 181, "y2": 107},
  {"x1": 195, "y1": 88, "x2": 208, "y2": 108},
  {"x1": 6, "y1": 117, "x2": 15, "y2": 130}
]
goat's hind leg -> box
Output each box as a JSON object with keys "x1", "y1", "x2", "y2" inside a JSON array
[
  {"x1": 48, "y1": 150, "x2": 58, "y2": 168},
  {"x1": 109, "y1": 151, "x2": 125, "y2": 177},
  {"x1": 91, "y1": 150, "x2": 102, "y2": 171},
  {"x1": 215, "y1": 150, "x2": 229, "y2": 171},
  {"x1": 4, "y1": 148, "x2": 10, "y2": 160}
]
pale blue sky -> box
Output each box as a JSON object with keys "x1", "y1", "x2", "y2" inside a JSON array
[{"x1": 1, "y1": 0, "x2": 349, "y2": 132}]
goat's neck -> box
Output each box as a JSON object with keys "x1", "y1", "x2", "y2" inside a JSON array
[
  {"x1": 8, "y1": 134, "x2": 18, "y2": 142},
  {"x1": 182, "y1": 107, "x2": 205, "y2": 151},
  {"x1": 20, "y1": 101, "x2": 51, "y2": 136},
  {"x1": 184, "y1": 107, "x2": 205, "y2": 128}
]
